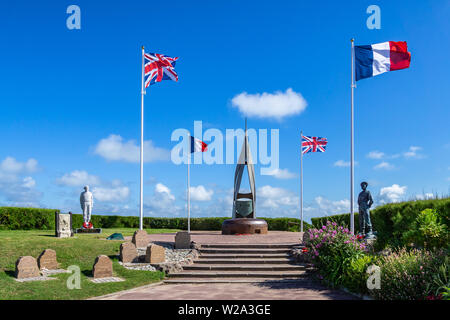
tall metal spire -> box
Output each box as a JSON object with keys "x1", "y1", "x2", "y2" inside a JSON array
[{"x1": 244, "y1": 118, "x2": 248, "y2": 164}]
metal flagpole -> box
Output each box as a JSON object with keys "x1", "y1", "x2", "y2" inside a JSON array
[
  {"x1": 139, "y1": 46, "x2": 145, "y2": 231},
  {"x1": 300, "y1": 131, "x2": 304, "y2": 233},
  {"x1": 350, "y1": 39, "x2": 355, "y2": 234},
  {"x1": 187, "y1": 147, "x2": 191, "y2": 233}
]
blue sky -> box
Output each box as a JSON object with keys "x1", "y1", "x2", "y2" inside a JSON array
[{"x1": 0, "y1": 1, "x2": 449, "y2": 222}]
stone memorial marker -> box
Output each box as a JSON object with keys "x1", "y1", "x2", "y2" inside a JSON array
[
  {"x1": 145, "y1": 244, "x2": 165, "y2": 263},
  {"x1": 132, "y1": 229, "x2": 148, "y2": 248},
  {"x1": 92, "y1": 255, "x2": 113, "y2": 279},
  {"x1": 120, "y1": 242, "x2": 138, "y2": 263},
  {"x1": 175, "y1": 231, "x2": 191, "y2": 249},
  {"x1": 37, "y1": 249, "x2": 58, "y2": 270},
  {"x1": 15, "y1": 256, "x2": 40, "y2": 279},
  {"x1": 55, "y1": 211, "x2": 73, "y2": 238}
]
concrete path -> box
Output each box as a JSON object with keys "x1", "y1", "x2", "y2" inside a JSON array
[{"x1": 92, "y1": 280, "x2": 357, "y2": 300}]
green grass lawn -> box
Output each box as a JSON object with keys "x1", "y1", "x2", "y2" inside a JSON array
[{"x1": 0, "y1": 228, "x2": 180, "y2": 300}]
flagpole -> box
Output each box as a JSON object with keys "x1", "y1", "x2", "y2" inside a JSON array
[
  {"x1": 139, "y1": 46, "x2": 145, "y2": 231},
  {"x1": 350, "y1": 38, "x2": 355, "y2": 234},
  {"x1": 187, "y1": 150, "x2": 191, "y2": 233},
  {"x1": 300, "y1": 131, "x2": 304, "y2": 233}
]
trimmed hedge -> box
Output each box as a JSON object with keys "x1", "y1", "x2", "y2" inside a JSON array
[
  {"x1": 0, "y1": 207, "x2": 59, "y2": 230},
  {"x1": 310, "y1": 198, "x2": 450, "y2": 249},
  {"x1": 0, "y1": 207, "x2": 311, "y2": 232}
]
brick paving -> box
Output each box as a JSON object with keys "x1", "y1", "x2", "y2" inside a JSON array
[{"x1": 93, "y1": 280, "x2": 356, "y2": 300}]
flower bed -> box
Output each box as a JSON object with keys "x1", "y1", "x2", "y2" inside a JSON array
[{"x1": 303, "y1": 221, "x2": 449, "y2": 300}]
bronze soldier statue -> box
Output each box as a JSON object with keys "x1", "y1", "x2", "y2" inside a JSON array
[{"x1": 358, "y1": 181, "x2": 376, "y2": 239}]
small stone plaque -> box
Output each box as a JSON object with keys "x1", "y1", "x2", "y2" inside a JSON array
[
  {"x1": 175, "y1": 231, "x2": 191, "y2": 249},
  {"x1": 92, "y1": 255, "x2": 113, "y2": 279},
  {"x1": 132, "y1": 229, "x2": 148, "y2": 248},
  {"x1": 75, "y1": 228, "x2": 102, "y2": 234},
  {"x1": 15, "y1": 256, "x2": 40, "y2": 279},
  {"x1": 145, "y1": 244, "x2": 165, "y2": 263},
  {"x1": 37, "y1": 249, "x2": 58, "y2": 270},
  {"x1": 120, "y1": 242, "x2": 138, "y2": 263}
]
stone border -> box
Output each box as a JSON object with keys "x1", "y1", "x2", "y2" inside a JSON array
[
  {"x1": 14, "y1": 276, "x2": 58, "y2": 283},
  {"x1": 90, "y1": 277, "x2": 125, "y2": 284}
]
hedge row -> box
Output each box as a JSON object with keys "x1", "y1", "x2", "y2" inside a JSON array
[
  {"x1": 310, "y1": 198, "x2": 450, "y2": 249},
  {"x1": 0, "y1": 207, "x2": 311, "y2": 231}
]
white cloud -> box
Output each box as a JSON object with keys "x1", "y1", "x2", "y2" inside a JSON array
[
  {"x1": 314, "y1": 196, "x2": 350, "y2": 215},
  {"x1": 94, "y1": 134, "x2": 170, "y2": 163},
  {"x1": 257, "y1": 185, "x2": 299, "y2": 209},
  {"x1": 415, "y1": 193, "x2": 434, "y2": 200},
  {"x1": 374, "y1": 161, "x2": 395, "y2": 170},
  {"x1": 189, "y1": 185, "x2": 214, "y2": 201},
  {"x1": 265, "y1": 168, "x2": 296, "y2": 179},
  {"x1": 333, "y1": 160, "x2": 358, "y2": 167},
  {"x1": 155, "y1": 183, "x2": 175, "y2": 200},
  {"x1": 378, "y1": 184, "x2": 407, "y2": 204},
  {"x1": 92, "y1": 185, "x2": 130, "y2": 202},
  {"x1": 56, "y1": 170, "x2": 100, "y2": 187},
  {"x1": 231, "y1": 88, "x2": 307, "y2": 120},
  {"x1": 145, "y1": 183, "x2": 180, "y2": 215},
  {"x1": 403, "y1": 146, "x2": 424, "y2": 159},
  {"x1": 0, "y1": 157, "x2": 41, "y2": 206},
  {"x1": 22, "y1": 177, "x2": 36, "y2": 188},
  {"x1": 367, "y1": 151, "x2": 385, "y2": 159}
]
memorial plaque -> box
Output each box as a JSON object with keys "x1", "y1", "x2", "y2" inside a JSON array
[
  {"x1": 15, "y1": 256, "x2": 40, "y2": 279},
  {"x1": 120, "y1": 242, "x2": 138, "y2": 263},
  {"x1": 37, "y1": 249, "x2": 58, "y2": 270},
  {"x1": 132, "y1": 229, "x2": 148, "y2": 248},
  {"x1": 175, "y1": 231, "x2": 191, "y2": 249},
  {"x1": 145, "y1": 244, "x2": 165, "y2": 263},
  {"x1": 55, "y1": 212, "x2": 73, "y2": 238},
  {"x1": 92, "y1": 255, "x2": 113, "y2": 279}
]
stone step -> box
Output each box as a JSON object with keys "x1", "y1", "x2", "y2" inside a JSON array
[
  {"x1": 163, "y1": 278, "x2": 310, "y2": 284},
  {"x1": 182, "y1": 264, "x2": 305, "y2": 271},
  {"x1": 194, "y1": 258, "x2": 295, "y2": 264},
  {"x1": 168, "y1": 270, "x2": 307, "y2": 278},
  {"x1": 199, "y1": 248, "x2": 291, "y2": 254},
  {"x1": 198, "y1": 253, "x2": 290, "y2": 259},
  {"x1": 200, "y1": 243, "x2": 299, "y2": 249}
]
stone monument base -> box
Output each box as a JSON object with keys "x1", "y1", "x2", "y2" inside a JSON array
[
  {"x1": 222, "y1": 218, "x2": 268, "y2": 235},
  {"x1": 76, "y1": 228, "x2": 102, "y2": 234}
]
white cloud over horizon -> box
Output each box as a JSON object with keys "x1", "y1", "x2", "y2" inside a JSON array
[
  {"x1": 94, "y1": 134, "x2": 170, "y2": 163},
  {"x1": 265, "y1": 168, "x2": 296, "y2": 179},
  {"x1": 189, "y1": 185, "x2": 214, "y2": 201},
  {"x1": 231, "y1": 88, "x2": 307, "y2": 120},
  {"x1": 56, "y1": 170, "x2": 100, "y2": 187},
  {"x1": 374, "y1": 161, "x2": 395, "y2": 170},
  {"x1": 378, "y1": 184, "x2": 407, "y2": 204}
]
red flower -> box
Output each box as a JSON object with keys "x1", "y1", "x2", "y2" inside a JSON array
[{"x1": 302, "y1": 248, "x2": 308, "y2": 253}]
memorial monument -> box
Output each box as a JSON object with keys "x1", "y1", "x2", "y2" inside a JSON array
[
  {"x1": 76, "y1": 185, "x2": 101, "y2": 234},
  {"x1": 358, "y1": 181, "x2": 376, "y2": 239},
  {"x1": 55, "y1": 211, "x2": 73, "y2": 238},
  {"x1": 222, "y1": 120, "x2": 268, "y2": 235}
]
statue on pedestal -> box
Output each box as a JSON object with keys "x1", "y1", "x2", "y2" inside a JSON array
[
  {"x1": 80, "y1": 185, "x2": 94, "y2": 229},
  {"x1": 358, "y1": 181, "x2": 376, "y2": 239}
]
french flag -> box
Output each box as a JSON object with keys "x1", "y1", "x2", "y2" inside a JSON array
[
  {"x1": 355, "y1": 41, "x2": 411, "y2": 81},
  {"x1": 190, "y1": 136, "x2": 208, "y2": 153}
]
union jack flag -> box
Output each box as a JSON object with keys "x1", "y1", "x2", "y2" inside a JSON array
[
  {"x1": 144, "y1": 52, "x2": 179, "y2": 88},
  {"x1": 301, "y1": 135, "x2": 328, "y2": 154}
]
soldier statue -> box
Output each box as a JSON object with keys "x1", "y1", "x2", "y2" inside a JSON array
[
  {"x1": 80, "y1": 185, "x2": 94, "y2": 229},
  {"x1": 357, "y1": 181, "x2": 376, "y2": 239}
]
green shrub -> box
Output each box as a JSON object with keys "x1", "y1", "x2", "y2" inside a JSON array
[
  {"x1": 402, "y1": 208, "x2": 448, "y2": 249},
  {"x1": 0, "y1": 207, "x2": 59, "y2": 230},
  {"x1": 372, "y1": 248, "x2": 447, "y2": 300}
]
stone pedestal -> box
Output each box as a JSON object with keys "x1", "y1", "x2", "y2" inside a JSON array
[
  {"x1": 37, "y1": 249, "x2": 58, "y2": 270},
  {"x1": 221, "y1": 218, "x2": 268, "y2": 235},
  {"x1": 145, "y1": 244, "x2": 165, "y2": 263},
  {"x1": 93, "y1": 255, "x2": 113, "y2": 279},
  {"x1": 132, "y1": 230, "x2": 148, "y2": 248},
  {"x1": 15, "y1": 256, "x2": 40, "y2": 279},
  {"x1": 75, "y1": 228, "x2": 102, "y2": 234},
  {"x1": 175, "y1": 231, "x2": 191, "y2": 249}
]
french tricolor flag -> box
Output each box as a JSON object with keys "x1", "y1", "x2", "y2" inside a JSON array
[
  {"x1": 355, "y1": 41, "x2": 411, "y2": 81},
  {"x1": 190, "y1": 136, "x2": 208, "y2": 153}
]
